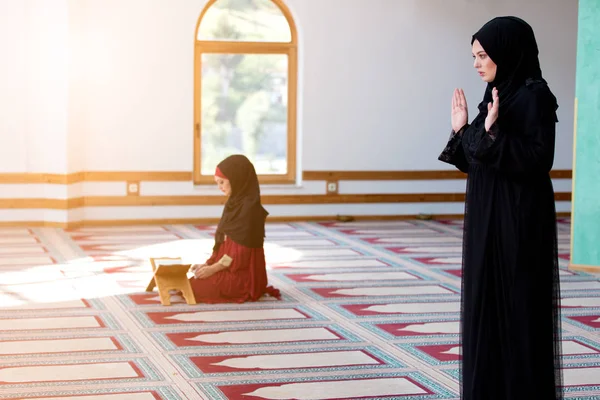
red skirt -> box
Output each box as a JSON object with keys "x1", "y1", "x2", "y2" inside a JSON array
[{"x1": 189, "y1": 237, "x2": 280, "y2": 303}]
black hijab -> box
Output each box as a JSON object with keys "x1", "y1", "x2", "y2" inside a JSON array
[
  {"x1": 471, "y1": 16, "x2": 558, "y2": 120},
  {"x1": 213, "y1": 154, "x2": 268, "y2": 252}
]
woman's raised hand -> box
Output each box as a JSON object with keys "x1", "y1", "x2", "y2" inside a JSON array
[
  {"x1": 484, "y1": 87, "x2": 499, "y2": 132},
  {"x1": 451, "y1": 88, "x2": 468, "y2": 133}
]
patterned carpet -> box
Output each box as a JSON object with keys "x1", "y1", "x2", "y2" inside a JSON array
[{"x1": 1, "y1": 218, "x2": 599, "y2": 399}]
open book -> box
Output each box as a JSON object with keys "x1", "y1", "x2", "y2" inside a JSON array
[
  {"x1": 149, "y1": 257, "x2": 192, "y2": 277},
  {"x1": 152, "y1": 257, "x2": 186, "y2": 267}
]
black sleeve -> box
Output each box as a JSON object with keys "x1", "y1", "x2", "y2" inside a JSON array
[
  {"x1": 438, "y1": 125, "x2": 470, "y2": 174},
  {"x1": 470, "y1": 91, "x2": 556, "y2": 174}
]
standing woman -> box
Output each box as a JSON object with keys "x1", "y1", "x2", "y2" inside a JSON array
[
  {"x1": 438, "y1": 17, "x2": 562, "y2": 399},
  {"x1": 190, "y1": 154, "x2": 280, "y2": 303}
]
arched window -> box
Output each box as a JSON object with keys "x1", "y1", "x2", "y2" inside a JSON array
[{"x1": 193, "y1": 0, "x2": 298, "y2": 184}]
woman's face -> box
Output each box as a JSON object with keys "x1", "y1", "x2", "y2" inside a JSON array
[
  {"x1": 472, "y1": 39, "x2": 497, "y2": 83},
  {"x1": 214, "y1": 176, "x2": 231, "y2": 196}
]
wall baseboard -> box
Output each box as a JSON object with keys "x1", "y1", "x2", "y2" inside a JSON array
[
  {"x1": 0, "y1": 169, "x2": 573, "y2": 226},
  {"x1": 0, "y1": 169, "x2": 572, "y2": 184},
  {"x1": 0, "y1": 212, "x2": 571, "y2": 229},
  {"x1": 0, "y1": 192, "x2": 572, "y2": 210},
  {"x1": 569, "y1": 263, "x2": 600, "y2": 273}
]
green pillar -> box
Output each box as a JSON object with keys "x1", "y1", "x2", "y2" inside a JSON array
[{"x1": 571, "y1": 0, "x2": 600, "y2": 271}]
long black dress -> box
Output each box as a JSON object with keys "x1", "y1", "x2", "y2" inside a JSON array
[{"x1": 439, "y1": 81, "x2": 562, "y2": 399}]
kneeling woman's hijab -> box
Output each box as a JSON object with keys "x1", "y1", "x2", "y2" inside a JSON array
[{"x1": 213, "y1": 155, "x2": 268, "y2": 253}]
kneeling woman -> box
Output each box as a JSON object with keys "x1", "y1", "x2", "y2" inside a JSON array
[{"x1": 189, "y1": 154, "x2": 280, "y2": 303}]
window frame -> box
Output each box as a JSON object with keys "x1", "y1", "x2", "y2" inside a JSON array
[{"x1": 193, "y1": 0, "x2": 298, "y2": 185}]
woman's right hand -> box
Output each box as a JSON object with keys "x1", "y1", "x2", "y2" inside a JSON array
[{"x1": 451, "y1": 88, "x2": 468, "y2": 133}]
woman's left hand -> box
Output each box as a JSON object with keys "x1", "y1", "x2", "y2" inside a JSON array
[
  {"x1": 485, "y1": 87, "x2": 499, "y2": 132},
  {"x1": 194, "y1": 264, "x2": 216, "y2": 279},
  {"x1": 190, "y1": 263, "x2": 206, "y2": 273}
]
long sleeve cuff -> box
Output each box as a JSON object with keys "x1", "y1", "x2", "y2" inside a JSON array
[
  {"x1": 438, "y1": 127, "x2": 465, "y2": 164},
  {"x1": 473, "y1": 123, "x2": 499, "y2": 159},
  {"x1": 218, "y1": 254, "x2": 233, "y2": 267}
]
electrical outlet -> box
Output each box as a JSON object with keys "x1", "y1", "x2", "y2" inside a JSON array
[
  {"x1": 127, "y1": 181, "x2": 140, "y2": 196},
  {"x1": 326, "y1": 180, "x2": 338, "y2": 194}
]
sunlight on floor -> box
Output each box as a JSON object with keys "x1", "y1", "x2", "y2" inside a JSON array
[{"x1": 0, "y1": 238, "x2": 303, "y2": 307}]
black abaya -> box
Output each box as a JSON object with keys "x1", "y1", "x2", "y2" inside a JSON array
[{"x1": 439, "y1": 17, "x2": 562, "y2": 400}]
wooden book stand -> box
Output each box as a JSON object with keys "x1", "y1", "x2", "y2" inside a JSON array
[{"x1": 145, "y1": 257, "x2": 196, "y2": 306}]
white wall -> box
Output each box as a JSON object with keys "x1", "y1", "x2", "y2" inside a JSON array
[
  {"x1": 0, "y1": 0, "x2": 69, "y2": 174},
  {"x1": 69, "y1": 0, "x2": 199, "y2": 171},
  {"x1": 64, "y1": 0, "x2": 578, "y2": 172},
  {"x1": 0, "y1": 0, "x2": 27, "y2": 173},
  {"x1": 67, "y1": 0, "x2": 88, "y2": 174},
  {"x1": 0, "y1": 0, "x2": 577, "y2": 222},
  {"x1": 297, "y1": 0, "x2": 577, "y2": 170}
]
